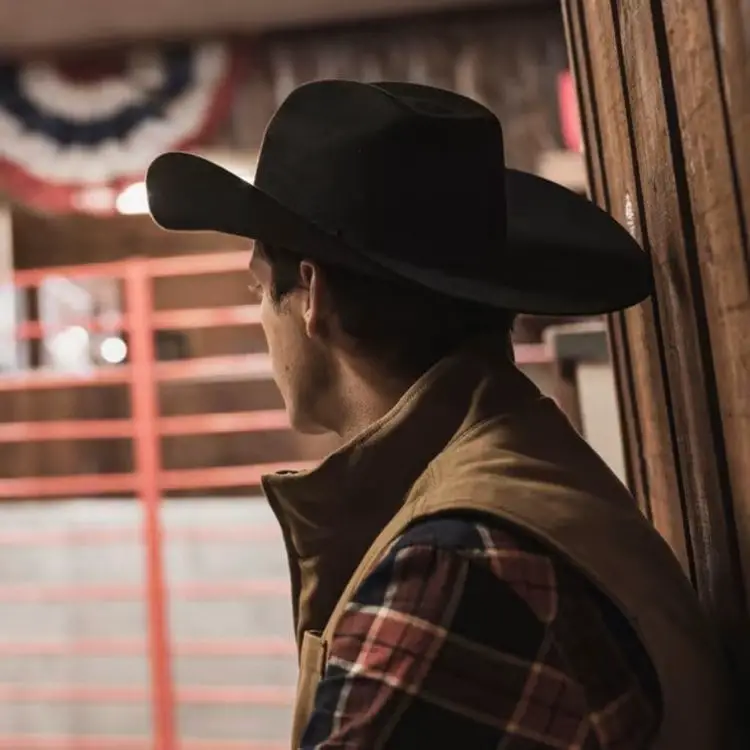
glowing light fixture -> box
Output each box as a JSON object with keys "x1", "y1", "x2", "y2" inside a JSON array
[
  {"x1": 100, "y1": 336, "x2": 128, "y2": 364},
  {"x1": 115, "y1": 182, "x2": 148, "y2": 215},
  {"x1": 115, "y1": 154, "x2": 257, "y2": 215}
]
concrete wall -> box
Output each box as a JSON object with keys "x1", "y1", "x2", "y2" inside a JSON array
[{"x1": 0, "y1": 498, "x2": 296, "y2": 745}]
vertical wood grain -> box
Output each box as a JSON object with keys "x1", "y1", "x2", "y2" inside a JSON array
[{"x1": 561, "y1": 0, "x2": 750, "y2": 683}]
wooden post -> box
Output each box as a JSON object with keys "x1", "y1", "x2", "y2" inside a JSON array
[
  {"x1": 561, "y1": 0, "x2": 750, "y2": 681},
  {"x1": 0, "y1": 202, "x2": 21, "y2": 373}
]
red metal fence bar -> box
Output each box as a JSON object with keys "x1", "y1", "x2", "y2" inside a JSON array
[
  {"x1": 0, "y1": 462, "x2": 310, "y2": 499},
  {"x1": 12, "y1": 259, "x2": 134, "y2": 286},
  {"x1": 9, "y1": 252, "x2": 248, "y2": 288},
  {"x1": 0, "y1": 368, "x2": 132, "y2": 392},
  {"x1": 15, "y1": 317, "x2": 124, "y2": 340},
  {"x1": 0, "y1": 411, "x2": 289, "y2": 443},
  {"x1": 159, "y1": 410, "x2": 288, "y2": 434},
  {"x1": 146, "y1": 251, "x2": 249, "y2": 277},
  {"x1": 0, "y1": 685, "x2": 295, "y2": 705},
  {"x1": 157, "y1": 463, "x2": 310, "y2": 491},
  {"x1": 0, "y1": 581, "x2": 289, "y2": 602},
  {"x1": 0, "y1": 474, "x2": 137, "y2": 497},
  {"x1": 0, "y1": 638, "x2": 296, "y2": 657},
  {"x1": 0, "y1": 355, "x2": 275, "y2": 391},
  {"x1": 125, "y1": 258, "x2": 175, "y2": 750},
  {"x1": 155, "y1": 354, "x2": 273, "y2": 383},
  {"x1": 15, "y1": 306, "x2": 260, "y2": 341},
  {"x1": 0, "y1": 420, "x2": 134, "y2": 441},
  {"x1": 0, "y1": 525, "x2": 282, "y2": 546},
  {"x1": 150, "y1": 305, "x2": 262, "y2": 329}
]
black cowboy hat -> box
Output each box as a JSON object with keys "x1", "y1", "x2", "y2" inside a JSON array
[{"x1": 146, "y1": 79, "x2": 652, "y2": 315}]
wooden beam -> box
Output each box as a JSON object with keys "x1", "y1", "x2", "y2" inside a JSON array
[
  {"x1": 561, "y1": 0, "x2": 750, "y2": 689},
  {"x1": 0, "y1": 0, "x2": 549, "y2": 55}
]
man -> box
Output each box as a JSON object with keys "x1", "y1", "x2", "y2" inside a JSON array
[{"x1": 147, "y1": 81, "x2": 732, "y2": 748}]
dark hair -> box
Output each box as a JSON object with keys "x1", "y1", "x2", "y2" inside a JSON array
[{"x1": 258, "y1": 243, "x2": 515, "y2": 378}]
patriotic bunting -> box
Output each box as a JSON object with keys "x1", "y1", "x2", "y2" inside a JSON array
[{"x1": 0, "y1": 42, "x2": 238, "y2": 213}]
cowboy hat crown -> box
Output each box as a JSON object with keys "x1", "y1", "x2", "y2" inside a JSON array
[{"x1": 147, "y1": 79, "x2": 652, "y2": 315}]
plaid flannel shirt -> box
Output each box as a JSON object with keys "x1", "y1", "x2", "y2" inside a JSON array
[{"x1": 300, "y1": 513, "x2": 661, "y2": 749}]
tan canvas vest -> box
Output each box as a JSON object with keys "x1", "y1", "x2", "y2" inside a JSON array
[{"x1": 262, "y1": 339, "x2": 733, "y2": 749}]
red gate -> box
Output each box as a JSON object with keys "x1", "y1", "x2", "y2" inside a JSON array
[{"x1": 0, "y1": 251, "x2": 315, "y2": 750}]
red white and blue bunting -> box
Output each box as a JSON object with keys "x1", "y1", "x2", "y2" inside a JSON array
[{"x1": 0, "y1": 42, "x2": 239, "y2": 214}]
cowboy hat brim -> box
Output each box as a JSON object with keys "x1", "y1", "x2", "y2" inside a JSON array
[{"x1": 146, "y1": 151, "x2": 653, "y2": 316}]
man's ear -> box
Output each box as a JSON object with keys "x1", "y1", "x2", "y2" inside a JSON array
[{"x1": 299, "y1": 260, "x2": 323, "y2": 338}]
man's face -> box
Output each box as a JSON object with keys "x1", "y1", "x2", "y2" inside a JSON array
[{"x1": 248, "y1": 243, "x2": 332, "y2": 434}]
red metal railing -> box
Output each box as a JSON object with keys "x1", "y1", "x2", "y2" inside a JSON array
[
  {"x1": 0, "y1": 251, "x2": 553, "y2": 750},
  {"x1": 1, "y1": 251, "x2": 310, "y2": 750}
]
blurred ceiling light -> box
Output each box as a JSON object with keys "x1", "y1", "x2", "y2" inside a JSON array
[
  {"x1": 100, "y1": 336, "x2": 128, "y2": 364},
  {"x1": 115, "y1": 182, "x2": 148, "y2": 215},
  {"x1": 75, "y1": 186, "x2": 118, "y2": 213},
  {"x1": 115, "y1": 154, "x2": 257, "y2": 215}
]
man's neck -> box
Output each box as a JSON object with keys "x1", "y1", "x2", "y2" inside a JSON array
[{"x1": 330, "y1": 358, "x2": 417, "y2": 442}]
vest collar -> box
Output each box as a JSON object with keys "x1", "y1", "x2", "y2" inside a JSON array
[{"x1": 261, "y1": 335, "x2": 541, "y2": 638}]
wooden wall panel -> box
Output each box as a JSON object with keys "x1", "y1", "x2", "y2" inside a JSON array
[
  {"x1": 0, "y1": 0, "x2": 525, "y2": 55},
  {"x1": 233, "y1": 6, "x2": 570, "y2": 173},
  {"x1": 561, "y1": 0, "x2": 750, "y2": 687}
]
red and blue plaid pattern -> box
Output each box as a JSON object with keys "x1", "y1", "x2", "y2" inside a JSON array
[{"x1": 301, "y1": 514, "x2": 661, "y2": 749}]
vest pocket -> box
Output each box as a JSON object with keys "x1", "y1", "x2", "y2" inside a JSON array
[{"x1": 291, "y1": 630, "x2": 328, "y2": 749}]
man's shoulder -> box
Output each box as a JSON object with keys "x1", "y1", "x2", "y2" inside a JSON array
[
  {"x1": 391, "y1": 509, "x2": 552, "y2": 559},
  {"x1": 323, "y1": 510, "x2": 660, "y2": 749},
  {"x1": 383, "y1": 510, "x2": 662, "y2": 713},
  {"x1": 387, "y1": 511, "x2": 561, "y2": 623}
]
